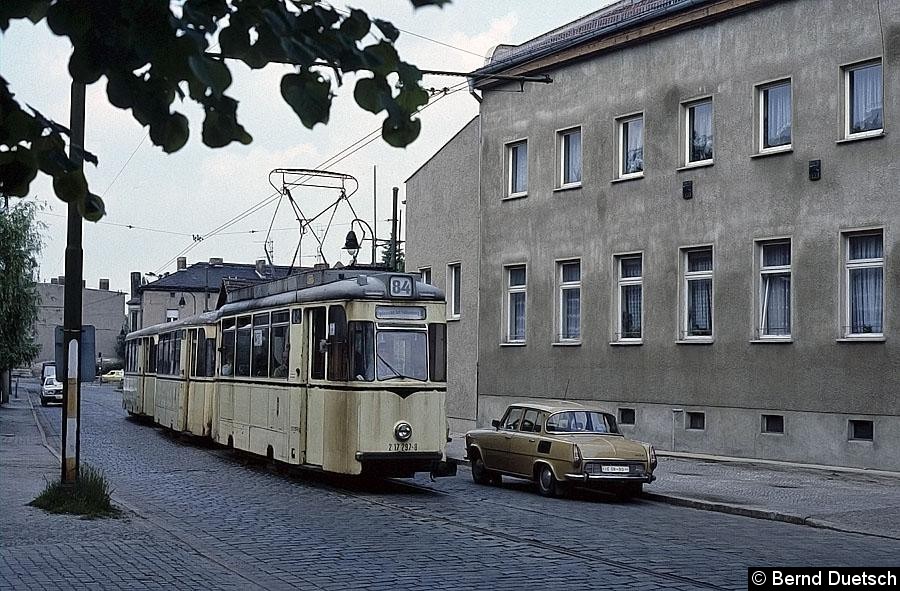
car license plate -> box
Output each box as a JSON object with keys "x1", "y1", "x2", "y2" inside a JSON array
[
  {"x1": 387, "y1": 443, "x2": 418, "y2": 452},
  {"x1": 601, "y1": 465, "x2": 630, "y2": 473}
]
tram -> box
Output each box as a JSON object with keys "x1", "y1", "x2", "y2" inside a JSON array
[{"x1": 124, "y1": 268, "x2": 455, "y2": 478}]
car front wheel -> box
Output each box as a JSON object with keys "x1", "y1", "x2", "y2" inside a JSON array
[
  {"x1": 471, "y1": 453, "x2": 501, "y2": 486},
  {"x1": 536, "y1": 464, "x2": 565, "y2": 498}
]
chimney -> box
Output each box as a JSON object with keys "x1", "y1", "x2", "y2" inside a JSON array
[
  {"x1": 209, "y1": 257, "x2": 224, "y2": 266},
  {"x1": 130, "y1": 271, "x2": 142, "y2": 297},
  {"x1": 255, "y1": 259, "x2": 266, "y2": 277},
  {"x1": 99, "y1": 278, "x2": 110, "y2": 290},
  {"x1": 58, "y1": 275, "x2": 65, "y2": 286},
  {"x1": 177, "y1": 257, "x2": 187, "y2": 270},
  {"x1": 50, "y1": 278, "x2": 59, "y2": 285}
]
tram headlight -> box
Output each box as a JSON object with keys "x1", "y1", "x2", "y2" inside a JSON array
[{"x1": 394, "y1": 421, "x2": 413, "y2": 442}]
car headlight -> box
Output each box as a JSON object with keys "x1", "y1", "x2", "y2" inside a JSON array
[{"x1": 394, "y1": 421, "x2": 412, "y2": 442}]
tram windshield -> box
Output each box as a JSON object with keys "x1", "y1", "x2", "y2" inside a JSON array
[{"x1": 375, "y1": 330, "x2": 428, "y2": 381}]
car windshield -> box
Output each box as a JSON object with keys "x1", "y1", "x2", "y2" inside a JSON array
[
  {"x1": 43, "y1": 377, "x2": 58, "y2": 387},
  {"x1": 375, "y1": 330, "x2": 427, "y2": 381},
  {"x1": 546, "y1": 411, "x2": 620, "y2": 434}
]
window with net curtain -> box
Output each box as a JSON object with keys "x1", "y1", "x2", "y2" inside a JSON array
[
  {"x1": 846, "y1": 233, "x2": 883, "y2": 335},
  {"x1": 620, "y1": 115, "x2": 644, "y2": 176},
  {"x1": 759, "y1": 242, "x2": 791, "y2": 337},
  {"x1": 761, "y1": 81, "x2": 791, "y2": 149},
  {"x1": 687, "y1": 100, "x2": 713, "y2": 163},
  {"x1": 561, "y1": 128, "x2": 582, "y2": 185},
  {"x1": 619, "y1": 255, "x2": 642, "y2": 339},
  {"x1": 560, "y1": 261, "x2": 581, "y2": 340},
  {"x1": 848, "y1": 62, "x2": 883, "y2": 136},
  {"x1": 685, "y1": 248, "x2": 713, "y2": 337},
  {"x1": 507, "y1": 266, "x2": 526, "y2": 342},
  {"x1": 509, "y1": 141, "x2": 528, "y2": 195}
]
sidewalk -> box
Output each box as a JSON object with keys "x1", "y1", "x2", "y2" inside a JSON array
[{"x1": 446, "y1": 433, "x2": 900, "y2": 540}]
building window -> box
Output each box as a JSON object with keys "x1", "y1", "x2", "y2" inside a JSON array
[
  {"x1": 618, "y1": 408, "x2": 636, "y2": 426},
  {"x1": 686, "y1": 412, "x2": 705, "y2": 430},
  {"x1": 849, "y1": 419, "x2": 874, "y2": 441},
  {"x1": 165, "y1": 309, "x2": 179, "y2": 323},
  {"x1": 418, "y1": 267, "x2": 431, "y2": 285},
  {"x1": 683, "y1": 247, "x2": 713, "y2": 339},
  {"x1": 759, "y1": 80, "x2": 792, "y2": 151},
  {"x1": 618, "y1": 114, "x2": 644, "y2": 177},
  {"x1": 758, "y1": 241, "x2": 791, "y2": 338},
  {"x1": 558, "y1": 260, "x2": 581, "y2": 341},
  {"x1": 507, "y1": 140, "x2": 528, "y2": 196},
  {"x1": 685, "y1": 99, "x2": 713, "y2": 164},
  {"x1": 845, "y1": 60, "x2": 883, "y2": 138},
  {"x1": 762, "y1": 414, "x2": 784, "y2": 434},
  {"x1": 558, "y1": 127, "x2": 582, "y2": 186},
  {"x1": 447, "y1": 263, "x2": 461, "y2": 319},
  {"x1": 616, "y1": 254, "x2": 642, "y2": 341},
  {"x1": 130, "y1": 311, "x2": 139, "y2": 331},
  {"x1": 506, "y1": 265, "x2": 527, "y2": 343},
  {"x1": 844, "y1": 231, "x2": 883, "y2": 336}
]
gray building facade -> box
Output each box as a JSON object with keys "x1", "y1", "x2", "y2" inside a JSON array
[{"x1": 406, "y1": 0, "x2": 900, "y2": 469}]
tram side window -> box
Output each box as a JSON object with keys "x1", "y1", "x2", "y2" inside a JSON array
[
  {"x1": 236, "y1": 316, "x2": 252, "y2": 377},
  {"x1": 252, "y1": 313, "x2": 270, "y2": 377},
  {"x1": 148, "y1": 339, "x2": 157, "y2": 373},
  {"x1": 270, "y1": 311, "x2": 290, "y2": 379},
  {"x1": 192, "y1": 329, "x2": 209, "y2": 377},
  {"x1": 310, "y1": 307, "x2": 327, "y2": 380},
  {"x1": 328, "y1": 306, "x2": 349, "y2": 381},
  {"x1": 188, "y1": 330, "x2": 198, "y2": 377},
  {"x1": 428, "y1": 323, "x2": 447, "y2": 382},
  {"x1": 157, "y1": 333, "x2": 168, "y2": 375},
  {"x1": 174, "y1": 330, "x2": 182, "y2": 375},
  {"x1": 349, "y1": 322, "x2": 374, "y2": 381},
  {"x1": 204, "y1": 337, "x2": 216, "y2": 377},
  {"x1": 221, "y1": 318, "x2": 235, "y2": 377}
]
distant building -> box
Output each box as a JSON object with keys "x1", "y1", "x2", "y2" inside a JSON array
[
  {"x1": 127, "y1": 257, "x2": 298, "y2": 331},
  {"x1": 35, "y1": 278, "x2": 126, "y2": 364},
  {"x1": 406, "y1": 0, "x2": 899, "y2": 469}
]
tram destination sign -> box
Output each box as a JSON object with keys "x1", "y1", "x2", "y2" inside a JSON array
[
  {"x1": 375, "y1": 306, "x2": 426, "y2": 320},
  {"x1": 388, "y1": 275, "x2": 414, "y2": 298}
]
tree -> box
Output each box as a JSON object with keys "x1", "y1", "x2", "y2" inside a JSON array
[
  {"x1": 379, "y1": 242, "x2": 405, "y2": 272},
  {"x1": 0, "y1": 200, "x2": 42, "y2": 401},
  {"x1": 0, "y1": 0, "x2": 447, "y2": 221}
]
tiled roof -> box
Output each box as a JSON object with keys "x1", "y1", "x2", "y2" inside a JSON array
[
  {"x1": 477, "y1": 0, "x2": 707, "y2": 75},
  {"x1": 140, "y1": 262, "x2": 302, "y2": 292}
]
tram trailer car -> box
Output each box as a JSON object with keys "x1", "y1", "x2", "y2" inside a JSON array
[{"x1": 125, "y1": 269, "x2": 455, "y2": 479}]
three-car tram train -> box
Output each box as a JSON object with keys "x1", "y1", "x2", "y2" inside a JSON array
[{"x1": 124, "y1": 268, "x2": 454, "y2": 478}]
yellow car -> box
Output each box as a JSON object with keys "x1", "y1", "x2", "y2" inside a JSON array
[
  {"x1": 465, "y1": 401, "x2": 657, "y2": 498},
  {"x1": 101, "y1": 369, "x2": 124, "y2": 384}
]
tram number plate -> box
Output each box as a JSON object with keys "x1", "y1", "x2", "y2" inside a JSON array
[{"x1": 388, "y1": 443, "x2": 418, "y2": 452}]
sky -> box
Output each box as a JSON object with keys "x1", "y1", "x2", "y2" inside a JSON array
[{"x1": 1, "y1": 1, "x2": 614, "y2": 294}]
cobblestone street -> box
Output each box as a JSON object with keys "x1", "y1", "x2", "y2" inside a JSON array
[{"x1": 3, "y1": 381, "x2": 899, "y2": 590}]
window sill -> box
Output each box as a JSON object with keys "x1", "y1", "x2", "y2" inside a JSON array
[
  {"x1": 610, "y1": 340, "x2": 643, "y2": 346},
  {"x1": 502, "y1": 192, "x2": 527, "y2": 201},
  {"x1": 750, "y1": 338, "x2": 793, "y2": 344},
  {"x1": 676, "y1": 160, "x2": 714, "y2": 172},
  {"x1": 836, "y1": 131, "x2": 885, "y2": 145},
  {"x1": 751, "y1": 147, "x2": 793, "y2": 159},
  {"x1": 446, "y1": 316, "x2": 461, "y2": 323},
  {"x1": 836, "y1": 336, "x2": 885, "y2": 343},
  {"x1": 675, "y1": 339, "x2": 714, "y2": 345},
  {"x1": 552, "y1": 341, "x2": 581, "y2": 347},
  {"x1": 553, "y1": 183, "x2": 582, "y2": 193},
  {"x1": 611, "y1": 173, "x2": 644, "y2": 184},
  {"x1": 500, "y1": 342, "x2": 526, "y2": 347}
]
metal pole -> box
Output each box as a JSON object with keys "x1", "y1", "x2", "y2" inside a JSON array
[
  {"x1": 390, "y1": 187, "x2": 399, "y2": 271},
  {"x1": 372, "y1": 166, "x2": 377, "y2": 265},
  {"x1": 61, "y1": 80, "x2": 85, "y2": 486}
]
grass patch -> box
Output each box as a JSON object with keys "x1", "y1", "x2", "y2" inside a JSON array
[{"x1": 29, "y1": 464, "x2": 121, "y2": 519}]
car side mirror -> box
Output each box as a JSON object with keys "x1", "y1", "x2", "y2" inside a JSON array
[{"x1": 491, "y1": 419, "x2": 500, "y2": 429}]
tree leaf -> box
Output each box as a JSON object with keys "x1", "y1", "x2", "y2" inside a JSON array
[
  {"x1": 372, "y1": 19, "x2": 399, "y2": 43},
  {"x1": 353, "y1": 76, "x2": 389, "y2": 114},
  {"x1": 188, "y1": 54, "x2": 232, "y2": 97},
  {"x1": 382, "y1": 114, "x2": 421, "y2": 148},
  {"x1": 339, "y1": 8, "x2": 370, "y2": 42},
  {"x1": 280, "y1": 72, "x2": 331, "y2": 128},
  {"x1": 52, "y1": 169, "x2": 88, "y2": 204},
  {"x1": 78, "y1": 192, "x2": 106, "y2": 222}
]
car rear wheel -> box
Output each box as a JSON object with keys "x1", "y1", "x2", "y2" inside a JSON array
[
  {"x1": 471, "y1": 453, "x2": 500, "y2": 485},
  {"x1": 536, "y1": 464, "x2": 565, "y2": 498}
]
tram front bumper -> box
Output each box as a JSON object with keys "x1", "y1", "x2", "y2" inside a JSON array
[{"x1": 355, "y1": 451, "x2": 457, "y2": 478}]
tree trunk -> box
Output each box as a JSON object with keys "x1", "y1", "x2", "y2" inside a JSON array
[{"x1": 0, "y1": 369, "x2": 10, "y2": 404}]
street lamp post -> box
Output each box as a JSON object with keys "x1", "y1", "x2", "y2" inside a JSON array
[
  {"x1": 342, "y1": 218, "x2": 378, "y2": 266},
  {"x1": 178, "y1": 292, "x2": 198, "y2": 316}
]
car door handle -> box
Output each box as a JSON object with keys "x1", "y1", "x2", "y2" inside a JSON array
[{"x1": 528, "y1": 439, "x2": 535, "y2": 443}]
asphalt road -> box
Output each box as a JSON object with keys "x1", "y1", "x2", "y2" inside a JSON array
[{"x1": 17, "y1": 382, "x2": 900, "y2": 590}]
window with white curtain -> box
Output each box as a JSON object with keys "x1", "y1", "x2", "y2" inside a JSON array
[
  {"x1": 846, "y1": 61, "x2": 883, "y2": 138},
  {"x1": 447, "y1": 263, "x2": 461, "y2": 319},
  {"x1": 558, "y1": 261, "x2": 581, "y2": 341},
  {"x1": 758, "y1": 241, "x2": 791, "y2": 338},
  {"x1": 844, "y1": 231, "x2": 884, "y2": 336},
  {"x1": 759, "y1": 80, "x2": 792, "y2": 151},
  {"x1": 683, "y1": 247, "x2": 713, "y2": 338},
  {"x1": 506, "y1": 265, "x2": 526, "y2": 343},
  {"x1": 618, "y1": 114, "x2": 644, "y2": 177},
  {"x1": 507, "y1": 140, "x2": 528, "y2": 196},
  {"x1": 559, "y1": 127, "x2": 582, "y2": 186},
  {"x1": 616, "y1": 254, "x2": 643, "y2": 341},
  {"x1": 686, "y1": 99, "x2": 713, "y2": 164}
]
